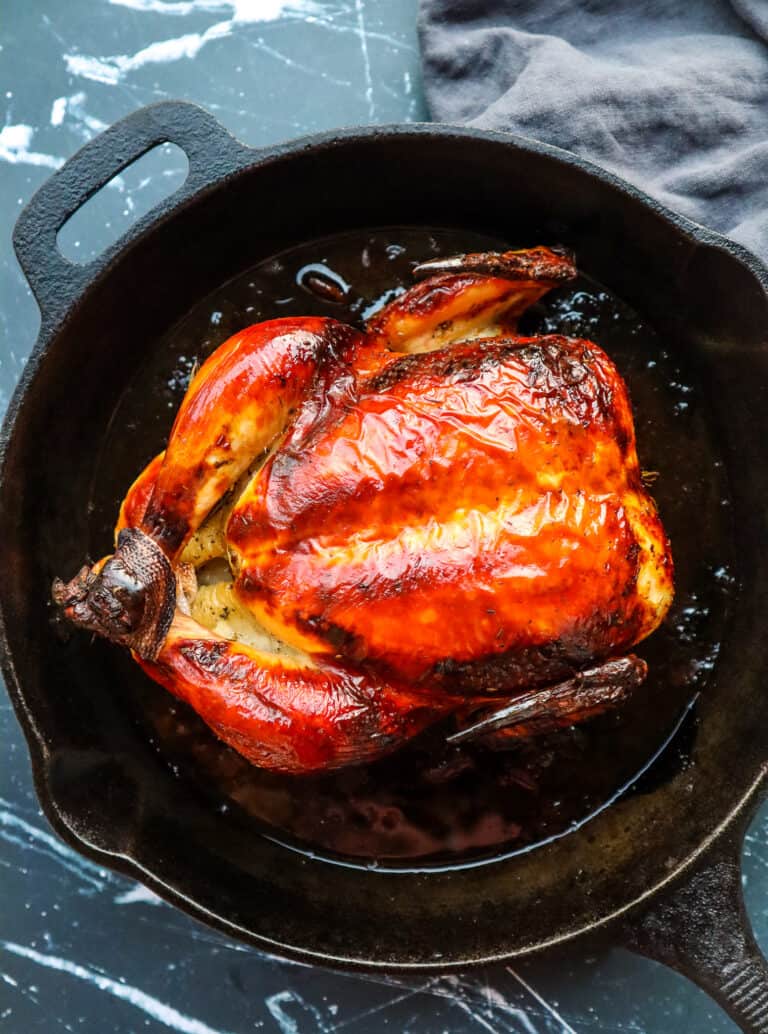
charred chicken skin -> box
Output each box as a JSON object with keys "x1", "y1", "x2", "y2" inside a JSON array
[{"x1": 53, "y1": 247, "x2": 673, "y2": 773}]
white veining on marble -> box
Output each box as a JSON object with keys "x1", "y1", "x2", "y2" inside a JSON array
[
  {"x1": 403, "y1": 69, "x2": 420, "y2": 120},
  {"x1": 58, "y1": 0, "x2": 416, "y2": 114},
  {"x1": 1, "y1": 941, "x2": 236, "y2": 1034},
  {"x1": 0, "y1": 801, "x2": 111, "y2": 894},
  {"x1": 106, "y1": 0, "x2": 416, "y2": 56},
  {"x1": 481, "y1": 982, "x2": 543, "y2": 1034},
  {"x1": 108, "y1": 0, "x2": 326, "y2": 21},
  {"x1": 64, "y1": 20, "x2": 352, "y2": 90},
  {"x1": 353, "y1": 0, "x2": 374, "y2": 118},
  {"x1": 64, "y1": 0, "x2": 333, "y2": 86},
  {"x1": 114, "y1": 883, "x2": 163, "y2": 906},
  {"x1": 266, "y1": 989, "x2": 335, "y2": 1033},
  {"x1": 508, "y1": 967, "x2": 580, "y2": 1034},
  {"x1": 426, "y1": 975, "x2": 539, "y2": 1034},
  {"x1": 0, "y1": 125, "x2": 63, "y2": 169},
  {"x1": 50, "y1": 97, "x2": 67, "y2": 126},
  {"x1": 56, "y1": 92, "x2": 109, "y2": 138},
  {"x1": 248, "y1": 38, "x2": 352, "y2": 87},
  {"x1": 265, "y1": 976, "x2": 554, "y2": 1033},
  {"x1": 327, "y1": 986, "x2": 426, "y2": 1030},
  {"x1": 64, "y1": 21, "x2": 233, "y2": 84},
  {"x1": 300, "y1": 15, "x2": 416, "y2": 53},
  {"x1": 346, "y1": 972, "x2": 548, "y2": 1034}
]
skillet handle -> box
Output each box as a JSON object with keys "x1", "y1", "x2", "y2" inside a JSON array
[
  {"x1": 12, "y1": 101, "x2": 250, "y2": 329},
  {"x1": 623, "y1": 767, "x2": 768, "y2": 1033}
]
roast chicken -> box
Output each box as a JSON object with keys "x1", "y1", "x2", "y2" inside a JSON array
[{"x1": 53, "y1": 246, "x2": 673, "y2": 773}]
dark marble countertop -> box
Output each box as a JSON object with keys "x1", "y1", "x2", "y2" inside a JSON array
[{"x1": 1, "y1": 2, "x2": 766, "y2": 1031}]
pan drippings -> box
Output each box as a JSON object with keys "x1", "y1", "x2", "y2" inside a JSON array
[{"x1": 91, "y1": 227, "x2": 733, "y2": 869}]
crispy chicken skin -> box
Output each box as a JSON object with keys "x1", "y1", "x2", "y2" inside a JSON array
[{"x1": 53, "y1": 246, "x2": 673, "y2": 773}]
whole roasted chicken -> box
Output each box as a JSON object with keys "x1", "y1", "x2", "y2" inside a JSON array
[{"x1": 54, "y1": 247, "x2": 673, "y2": 773}]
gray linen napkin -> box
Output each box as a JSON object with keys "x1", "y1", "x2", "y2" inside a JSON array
[{"x1": 419, "y1": 0, "x2": 768, "y2": 260}]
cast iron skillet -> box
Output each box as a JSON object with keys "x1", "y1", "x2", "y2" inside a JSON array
[{"x1": 2, "y1": 102, "x2": 768, "y2": 1031}]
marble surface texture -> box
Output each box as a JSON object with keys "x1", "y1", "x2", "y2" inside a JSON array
[{"x1": 1, "y1": 1, "x2": 766, "y2": 1032}]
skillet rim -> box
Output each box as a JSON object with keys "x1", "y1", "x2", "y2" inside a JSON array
[{"x1": 2, "y1": 110, "x2": 768, "y2": 969}]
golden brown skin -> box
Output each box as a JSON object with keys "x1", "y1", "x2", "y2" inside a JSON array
[
  {"x1": 53, "y1": 246, "x2": 674, "y2": 773},
  {"x1": 367, "y1": 247, "x2": 575, "y2": 354},
  {"x1": 136, "y1": 613, "x2": 454, "y2": 772},
  {"x1": 139, "y1": 317, "x2": 367, "y2": 557},
  {"x1": 229, "y1": 334, "x2": 669, "y2": 692}
]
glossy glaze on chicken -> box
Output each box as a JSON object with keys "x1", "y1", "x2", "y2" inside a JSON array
[{"x1": 53, "y1": 246, "x2": 673, "y2": 773}]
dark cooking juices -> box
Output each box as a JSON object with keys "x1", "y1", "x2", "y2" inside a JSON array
[{"x1": 90, "y1": 228, "x2": 734, "y2": 869}]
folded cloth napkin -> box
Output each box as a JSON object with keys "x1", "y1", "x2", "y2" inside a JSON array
[{"x1": 419, "y1": 0, "x2": 768, "y2": 261}]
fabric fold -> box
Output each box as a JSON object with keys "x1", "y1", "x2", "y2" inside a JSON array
[{"x1": 419, "y1": 0, "x2": 768, "y2": 259}]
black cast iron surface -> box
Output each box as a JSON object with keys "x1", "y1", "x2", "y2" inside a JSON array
[{"x1": 2, "y1": 2, "x2": 768, "y2": 1033}]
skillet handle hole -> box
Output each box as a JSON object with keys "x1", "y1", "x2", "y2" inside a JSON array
[{"x1": 56, "y1": 142, "x2": 189, "y2": 265}]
